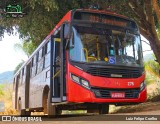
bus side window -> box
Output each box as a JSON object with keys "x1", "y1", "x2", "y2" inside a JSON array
[
  {"x1": 44, "y1": 41, "x2": 51, "y2": 68},
  {"x1": 45, "y1": 41, "x2": 51, "y2": 54},
  {"x1": 23, "y1": 66, "x2": 26, "y2": 84},
  {"x1": 33, "y1": 55, "x2": 37, "y2": 65},
  {"x1": 31, "y1": 55, "x2": 37, "y2": 77},
  {"x1": 31, "y1": 58, "x2": 34, "y2": 77},
  {"x1": 37, "y1": 48, "x2": 43, "y2": 74},
  {"x1": 38, "y1": 49, "x2": 42, "y2": 61},
  {"x1": 21, "y1": 68, "x2": 24, "y2": 85},
  {"x1": 19, "y1": 71, "x2": 22, "y2": 86},
  {"x1": 47, "y1": 41, "x2": 51, "y2": 53},
  {"x1": 24, "y1": 66, "x2": 26, "y2": 75},
  {"x1": 42, "y1": 46, "x2": 45, "y2": 70},
  {"x1": 42, "y1": 46, "x2": 45, "y2": 57},
  {"x1": 35, "y1": 54, "x2": 38, "y2": 75}
]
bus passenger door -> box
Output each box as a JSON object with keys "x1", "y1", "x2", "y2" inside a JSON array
[
  {"x1": 59, "y1": 23, "x2": 69, "y2": 102},
  {"x1": 51, "y1": 37, "x2": 62, "y2": 102},
  {"x1": 51, "y1": 24, "x2": 68, "y2": 103}
]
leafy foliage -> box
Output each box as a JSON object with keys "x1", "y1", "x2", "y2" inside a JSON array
[
  {"x1": 0, "y1": 84, "x2": 5, "y2": 97},
  {"x1": 145, "y1": 54, "x2": 160, "y2": 77},
  {"x1": 0, "y1": 0, "x2": 160, "y2": 64},
  {"x1": 14, "y1": 60, "x2": 25, "y2": 74},
  {"x1": 14, "y1": 41, "x2": 36, "y2": 57}
]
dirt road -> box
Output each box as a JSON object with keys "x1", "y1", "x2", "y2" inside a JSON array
[{"x1": 1, "y1": 102, "x2": 160, "y2": 124}]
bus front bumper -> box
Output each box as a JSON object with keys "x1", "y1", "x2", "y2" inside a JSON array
[
  {"x1": 89, "y1": 87, "x2": 147, "y2": 103},
  {"x1": 67, "y1": 80, "x2": 147, "y2": 104}
]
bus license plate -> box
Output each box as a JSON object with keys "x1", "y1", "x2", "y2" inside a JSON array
[{"x1": 111, "y1": 92, "x2": 125, "y2": 98}]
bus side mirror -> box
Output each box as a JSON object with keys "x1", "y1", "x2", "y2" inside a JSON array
[
  {"x1": 63, "y1": 23, "x2": 75, "y2": 49},
  {"x1": 64, "y1": 24, "x2": 70, "y2": 39},
  {"x1": 65, "y1": 35, "x2": 74, "y2": 49},
  {"x1": 69, "y1": 30, "x2": 74, "y2": 48}
]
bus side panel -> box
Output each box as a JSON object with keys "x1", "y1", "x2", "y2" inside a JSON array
[
  {"x1": 29, "y1": 41, "x2": 51, "y2": 109},
  {"x1": 18, "y1": 85, "x2": 25, "y2": 109},
  {"x1": 29, "y1": 66, "x2": 50, "y2": 108}
]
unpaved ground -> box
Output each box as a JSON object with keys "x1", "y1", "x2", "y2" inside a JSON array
[
  {"x1": 1, "y1": 101, "x2": 160, "y2": 124},
  {"x1": 1, "y1": 82, "x2": 160, "y2": 123},
  {"x1": 112, "y1": 101, "x2": 160, "y2": 114}
]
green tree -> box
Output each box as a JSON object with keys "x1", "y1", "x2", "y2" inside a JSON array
[
  {"x1": 0, "y1": 84, "x2": 4, "y2": 97},
  {"x1": 14, "y1": 41, "x2": 36, "y2": 57},
  {"x1": 145, "y1": 54, "x2": 160, "y2": 77},
  {"x1": 14, "y1": 60, "x2": 25, "y2": 74},
  {"x1": 0, "y1": 0, "x2": 160, "y2": 64}
]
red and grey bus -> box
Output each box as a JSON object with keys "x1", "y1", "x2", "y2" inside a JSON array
[{"x1": 12, "y1": 9, "x2": 146, "y2": 115}]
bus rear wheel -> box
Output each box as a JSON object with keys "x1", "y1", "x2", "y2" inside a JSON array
[{"x1": 18, "y1": 99, "x2": 31, "y2": 116}]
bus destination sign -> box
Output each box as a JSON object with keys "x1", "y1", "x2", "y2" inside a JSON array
[{"x1": 73, "y1": 11, "x2": 136, "y2": 29}]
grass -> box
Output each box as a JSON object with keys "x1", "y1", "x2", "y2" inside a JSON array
[
  {"x1": 147, "y1": 87, "x2": 160, "y2": 102},
  {"x1": 0, "y1": 83, "x2": 18, "y2": 115},
  {"x1": 111, "y1": 82, "x2": 160, "y2": 114},
  {"x1": 111, "y1": 101, "x2": 160, "y2": 114}
]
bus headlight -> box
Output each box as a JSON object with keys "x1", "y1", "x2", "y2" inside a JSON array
[
  {"x1": 140, "y1": 81, "x2": 146, "y2": 91},
  {"x1": 71, "y1": 74, "x2": 80, "y2": 84},
  {"x1": 71, "y1": 73, "x2": 90, "y2": 89},
  {"x1": 81, "y1": 79, "x2": 90, "y2": 89}
]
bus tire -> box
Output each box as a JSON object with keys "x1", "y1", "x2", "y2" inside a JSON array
[
  {"x1": 87, "y1": 109, "x2": 99, "y2": 113},
  {"x1": 98, "y1": 104, "x2": 109, "y2": 114},
  {"x1": 46, "y1": 91, "x2": 61, "y2": 117},
  {"x1": 18, "y1": 99, "x2": 30, "y2": 116}
]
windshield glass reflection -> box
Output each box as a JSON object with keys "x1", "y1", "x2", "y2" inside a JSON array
[{"x1": 69, "y1": 26, "x2": 143, "y2": 67}]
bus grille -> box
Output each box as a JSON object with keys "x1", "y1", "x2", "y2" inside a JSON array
[
  {"x1": 86, "y1": 67, "x2": 142, "y2": 78},
  {"x1": 91, "y1": 87, "x2": 140, "y2": 98}
]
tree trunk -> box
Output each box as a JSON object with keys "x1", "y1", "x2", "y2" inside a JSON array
[
  {"x1": 140, "y1": 0, "x2": 160, "y2": 64},
  {"x1": 126, "y1": 0, "x2": 160, "y2": 65},
  {"x1": 142, "y1": 29, "x2": 160, "y2": 64},
  {"x1": 152, "y1": 0, "x2": 160, "y2": 23}
]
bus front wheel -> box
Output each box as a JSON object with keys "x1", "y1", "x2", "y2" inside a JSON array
[
  {"x1": 44, "y1": 91, "x2": 61, "y2": 116},
  {"x1": 98, "y1": 104, "x2": 109, "y2": 114}
]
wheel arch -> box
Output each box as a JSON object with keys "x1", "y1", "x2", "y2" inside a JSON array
[{"x1": 42, "y1": 85, "x2": 50, "y2": 107}]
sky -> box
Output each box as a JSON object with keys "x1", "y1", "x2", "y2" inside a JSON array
[
  {"x1": 141, "y1": 35, "x2": 153, "y2": 55},
  {"x1": 0, "y1": 32, "x2": 152, "y2": 74},
  {"x1": 0, "y1": 32, "x2": 28, "y2": 73}
]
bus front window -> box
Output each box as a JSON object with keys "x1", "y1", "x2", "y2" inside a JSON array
[{"x1": 69, "y1": 26, "x2": 143, "y2": 67}]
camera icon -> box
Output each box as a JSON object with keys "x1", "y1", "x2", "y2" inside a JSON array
[{"x1": 2, "y1": 116, "x2": 12, "y2": 121}]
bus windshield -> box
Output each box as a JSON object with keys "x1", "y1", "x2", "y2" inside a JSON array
[{"x1": 69, "y1": 25, "x2": 143, "y2": 67}]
